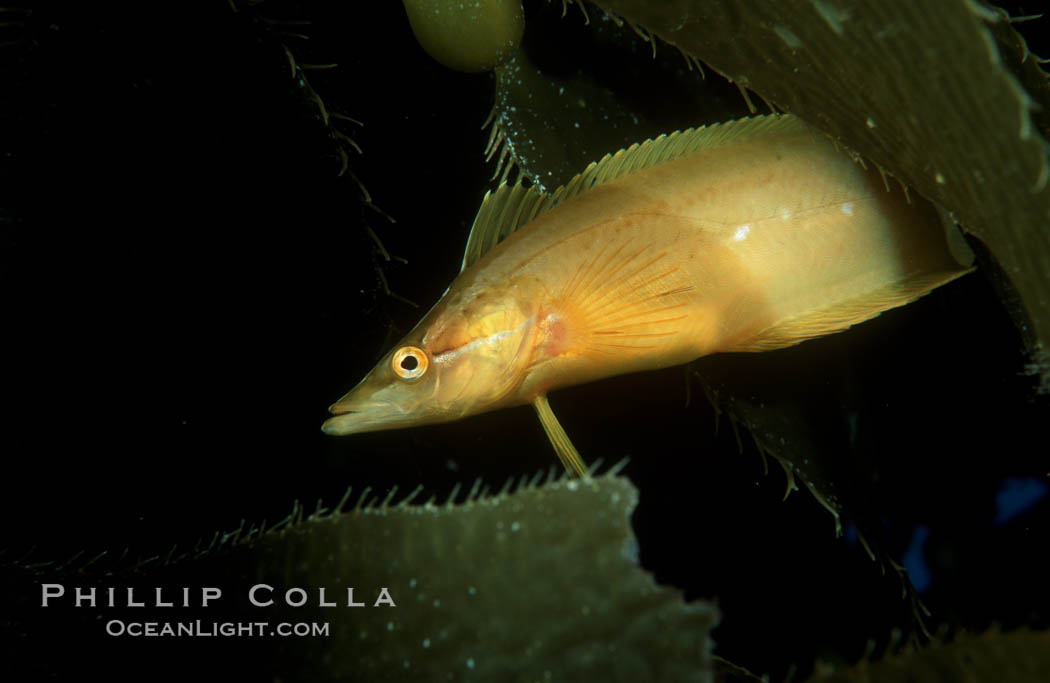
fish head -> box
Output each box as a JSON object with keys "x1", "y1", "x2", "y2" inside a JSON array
[{"x1": 322, "y1": 276, "x2": 543, "y2": 436}]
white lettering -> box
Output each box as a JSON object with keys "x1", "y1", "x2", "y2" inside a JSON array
[
  {"x1": 285, "y1": 588, "x2": 308, "y2": 607},
  {"x1": 75, "y1": 586, "x2": 96, "y2": 607},
  {"x1": 375, "y1": 587, "x2": 396, "y2": 607},
  {"x1": 249, "y1": 584, "x2": 273, "y2": 607},
  {"x1": 201, "y1": 587, "x2": 222, "y2": 607},
  {"x1": 41, "y1": 583, "x2": 64, "y2": 606},
  {"x1": 127, "y1": 588, "x2": 144, "y2": 607}
]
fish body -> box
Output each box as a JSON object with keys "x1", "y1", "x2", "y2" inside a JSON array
[{"x1": 323, "y1": 115, "x2": 971, "y2": 474}]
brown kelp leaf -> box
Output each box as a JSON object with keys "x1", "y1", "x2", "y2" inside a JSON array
[
  {"x1": 590, "y1": 0, "x2": 1050, "y2": 389},
  {"x1": 234, "y1": 472, "x2": 717, "y2": 681},
  {"x1": 491, "y1": 48, "x2": 647, "y2": 190},
  {"x1": 487, "y1": 3, "x2": 746, "y2": 189},
  {"x1": 7, "y1": 472, "x2": 717, "y2": 681},
  {"x1": 691, "y1": 336, "x2": 930, "y2": 631},
  {"x1": 805, "y1": 629, "x2": 1050, "y2": 682}
]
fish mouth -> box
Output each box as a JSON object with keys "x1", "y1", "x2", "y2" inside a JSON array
[
  {"x1": 321, "y1": 392, "x2": 370, "y2": 435},
  {"x1": 321, "y1": 398, "x2": 410, "y2": 435},
  {"x1": 321, "y1": 412, "x2": 361, "y2": 435},
  {"x1": 327, "y1": 400, "x2": 355, "y2": 416}
]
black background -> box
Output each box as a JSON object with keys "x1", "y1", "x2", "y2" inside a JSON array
[{"x1": 2, "y1": 1, "x2": 1048, "y2": 680}]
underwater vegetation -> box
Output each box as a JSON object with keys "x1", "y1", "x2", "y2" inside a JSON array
[
  {"x1": 1, "y1": 0, "x2": 1048, "y2": 681},
  {"x1": 6, "y1": 470, "x2": 719, "y2": 681},
  {"x1": 586, "y1": 0, "x2": 1050, "y2": 394}
]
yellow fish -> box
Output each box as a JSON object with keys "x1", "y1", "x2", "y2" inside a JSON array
[{"x1": 322, "y1": 114, "x2": 972, "y2": 475}]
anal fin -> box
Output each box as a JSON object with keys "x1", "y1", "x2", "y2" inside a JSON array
[
  {"x1": 533, "y1": 394, "x2": 588, "y2": 477},
  {"x1": 727, "y1": 266, "x2": 973, "y2": 352}
]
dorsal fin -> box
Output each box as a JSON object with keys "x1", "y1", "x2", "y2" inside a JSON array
[{"x1": 461, "y1": 113, "x2": 806, "y2": 272}]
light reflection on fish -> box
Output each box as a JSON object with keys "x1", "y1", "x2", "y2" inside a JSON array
[{"x1": 322, "y1": 114, "x2": 972, "y2": 475}]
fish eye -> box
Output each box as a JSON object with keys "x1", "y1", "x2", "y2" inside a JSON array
[{"x1": 392, "y1": 346, "x2": 428, "y2": 381}]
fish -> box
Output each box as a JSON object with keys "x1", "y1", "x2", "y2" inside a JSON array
[{"x1": 322, "y1": 114, "x2": 973, "y2": 476}]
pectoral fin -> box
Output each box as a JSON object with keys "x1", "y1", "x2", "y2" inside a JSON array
[{"x1": 532, "y1": 394, "x2": 588, "y2": 477}]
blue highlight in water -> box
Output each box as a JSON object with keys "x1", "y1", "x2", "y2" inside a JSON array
[
  {"x1": 994, "y1": 476, "x2": 1049, "y2": 526},
  {"x1": 901, "y1": 524, "x2": 932, "y2": 594}
]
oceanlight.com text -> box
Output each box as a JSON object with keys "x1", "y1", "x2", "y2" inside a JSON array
[{"x1": 105, "y1": 619, "x2": 330, "y2": 637}]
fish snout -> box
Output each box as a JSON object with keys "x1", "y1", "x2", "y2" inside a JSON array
[
  {"x1": 321, "y1": 414, "x2": 352, "y2": 435},
  {"x1": 321, "y1": 389, "x2": 407, "y2": 436},
  {"x1": 321, "y1": 394, "x2": 364, "y2": 435},
  {"x1": 327, "y1": 399, "x2": 356, "y2": 416}
]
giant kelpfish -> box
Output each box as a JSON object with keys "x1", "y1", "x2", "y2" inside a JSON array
[{"x1": 322, "y1": 114, "x2": 973, "y2": 475}]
